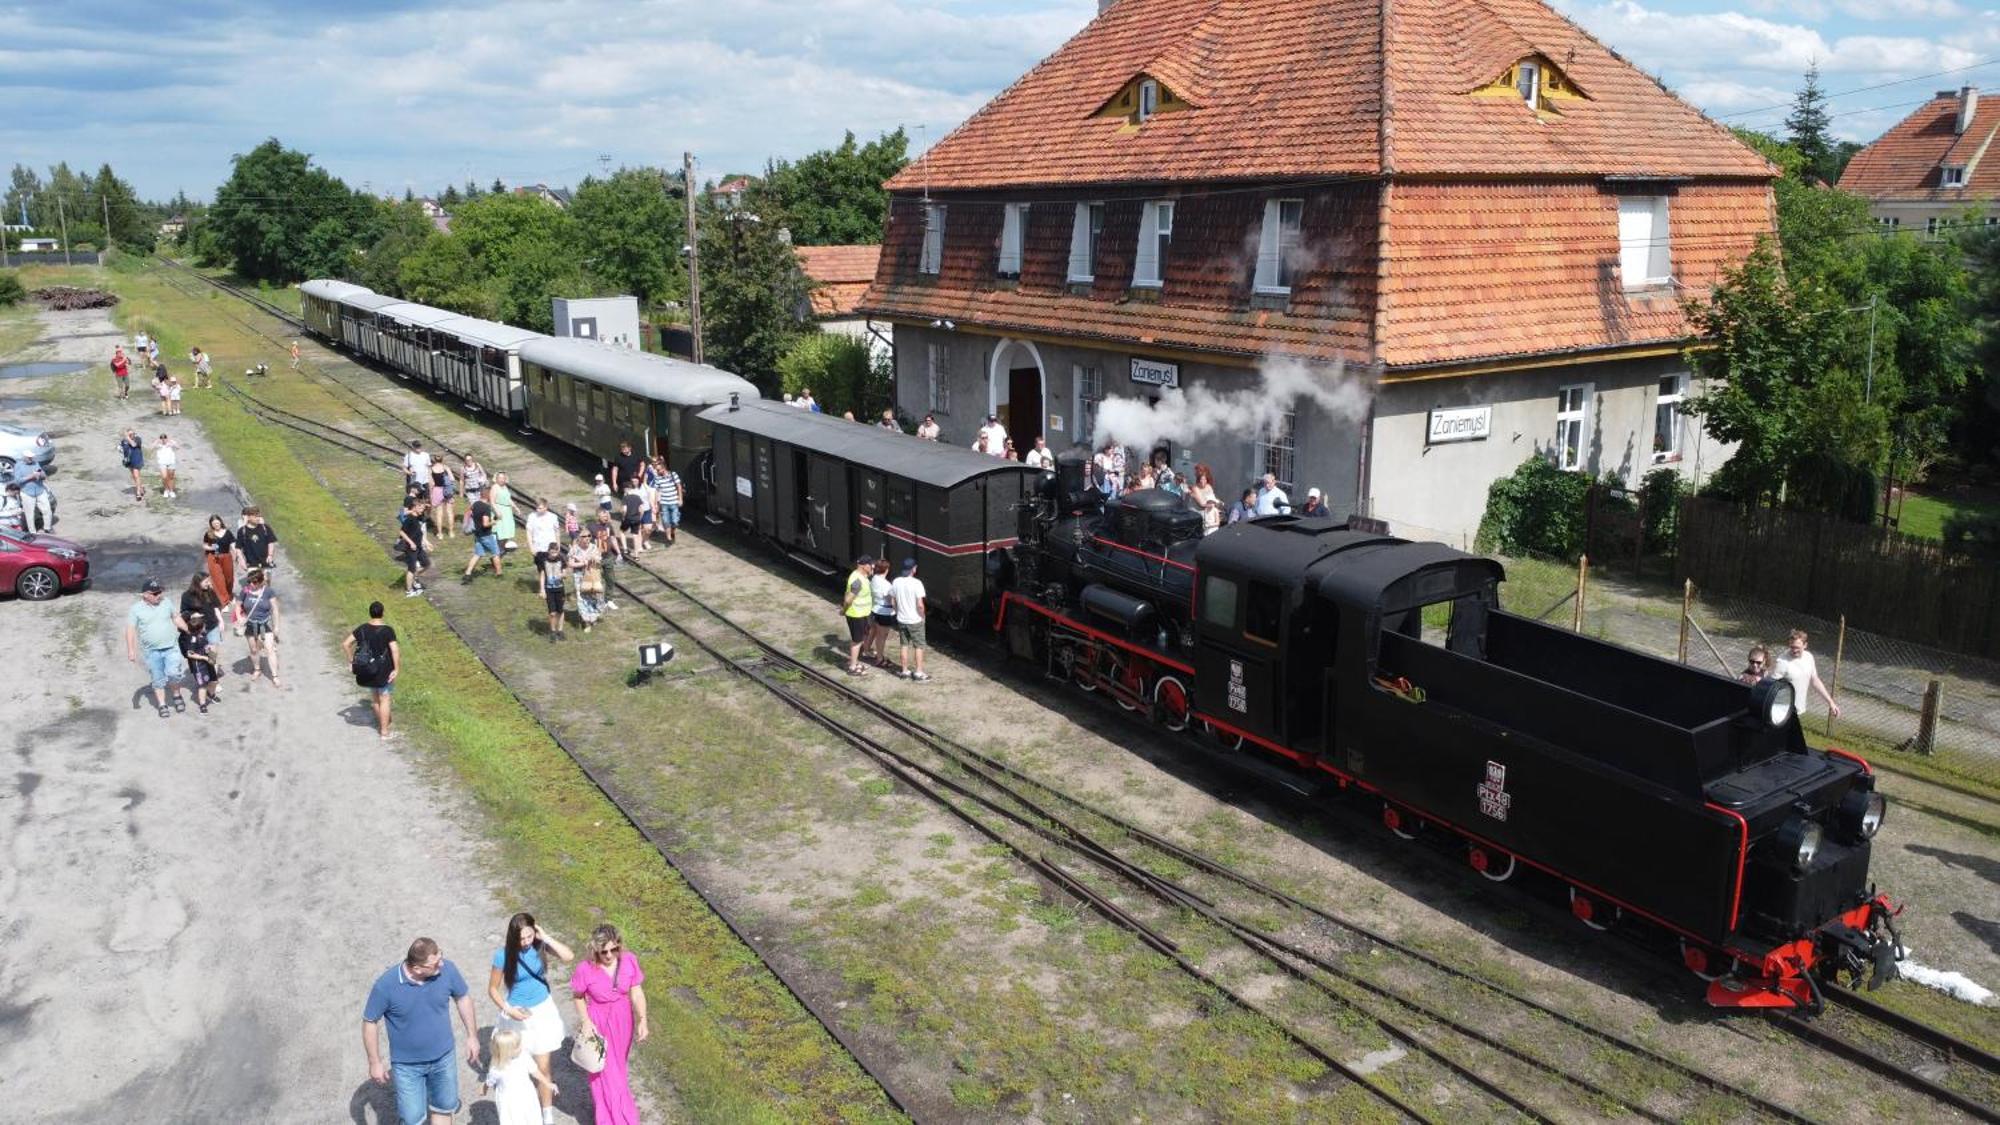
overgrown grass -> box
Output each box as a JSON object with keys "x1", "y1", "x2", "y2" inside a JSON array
[
  {"x1": 106, "y1": 259, "x2": 899, "y2": 1124},
  {"x1": 1895, "y1": 487, "x2": 2000, "y2": 542}
]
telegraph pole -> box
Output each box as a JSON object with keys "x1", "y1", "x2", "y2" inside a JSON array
[
  {"x1": 103, "y1": 192, "x2": 113, "y2": 254},
  {"x1": 682, "y1": 151, "x2": 704, "y2": 365},
  {"x1": 55, "y1": 194, "x2": 71, "y2": 266}
]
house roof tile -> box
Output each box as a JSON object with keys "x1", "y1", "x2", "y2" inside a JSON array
[
  {"x1": 797, "y1": 245, "x2": 882, "y2": 318},
  {"x1": 1839, "y1": 91, "x2": 2000, "y2": 199}
]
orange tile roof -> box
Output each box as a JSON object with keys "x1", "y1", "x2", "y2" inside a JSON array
[
  {"x1": 889, "y1": 0, "x2": 1770, "y2": 191},
  {"x1": 1839, "y1": 91, "x2": 2000, "y2": 199},
  {"x1": 796, "y1": 245, "x2": 882, "y2": 319}
]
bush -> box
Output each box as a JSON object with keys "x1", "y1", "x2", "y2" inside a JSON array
[
  {"x1": 774, "y1": 331, "x2": 888, "y2": 418},
  {"x1": 1474, "y1": 457, "x2": 1593, "y2": 558},
  {"x1": 0, "y1": 270, "x2": 23, "y2": 307},
  {"x1": 1639, "y1": 467, "x2": 1689, "y2": 553},
  {"x1": 1942, "y1": 511, "x2": 2000, "y2": 557}
]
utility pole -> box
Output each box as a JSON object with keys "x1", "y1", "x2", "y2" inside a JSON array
[
  {"x1": 682, "y1": 151, "x2": 704, "y2": 366},
  {"x1": 55, "y1": 194, "x2": 71, "y2": 266},
  {"x1": 103, "y1": 192, "x2": 113, "y2": 254}
]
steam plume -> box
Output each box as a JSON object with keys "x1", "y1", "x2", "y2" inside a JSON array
[{"x1": 1091, "y1": 357, "x2": 1372, "y2": 456}]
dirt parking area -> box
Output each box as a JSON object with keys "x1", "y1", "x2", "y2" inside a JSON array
[{"x1": 0, "y1": 307, "x2": 604, "y2": 1122}]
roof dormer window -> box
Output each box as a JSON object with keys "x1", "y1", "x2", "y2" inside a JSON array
[
  {"x1": 1942, "y1": 164, "x2": 1968, "y2": 188},
  {"x1": 1473, "y1": 56, "x2": 1582, "y2": 116},
  {"x1": 1097, "y1": 74, "x2": 1184, "y2": 126},
  {"x1": 1138, "y1": 79, "x2": 1160, "y2": 122},
  {"x1": 1516, "y1": 62, "x2": 1540, "y2": 106}
]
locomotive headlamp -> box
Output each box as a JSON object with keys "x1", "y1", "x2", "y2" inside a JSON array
[
  {"x1": 1776, "y1": 816, "x2": 1823, "y2": 873},
  {"x1": 1838, "y1": 789, "x2": 1887, "y2": 841},
  {"x1": 1751, "y1": 678, "x2": 1795, "y2": 729}
]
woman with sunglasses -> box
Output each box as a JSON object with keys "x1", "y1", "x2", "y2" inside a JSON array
[
  {"x1": 1738, "y1": 645, "x2": 1770, "y2": 685},
  {"x1": 570, "y1": 924, "x2": 647, "y2": 1124}
]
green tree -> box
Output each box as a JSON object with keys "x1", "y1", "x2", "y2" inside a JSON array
[
  {"x1": 440, "y1": 185, "x2": 461, "y2": 207},
  {"x1": 432, "y1": 192, "x2": 590, "y2": 331},
  {"x1": 92, "y1": 164, "x2": 156, "y2": 252},
  {"x1": 208, "y1": 139, "x2": 374, "y2": 281},
  {"x1": 699, "y1": 192, "x2": 812, "y2": 384},
  {"x1": 1786, "y1": 63, "x2": 1836, "y2": 185},
  {"x1": 397, "y1": 235, "x2": 494, "y2": 318},
  {"x1": 568, "y1": 168, "x2": 684, "y2": 306},
  {"x1": 762, "y1": 129, "x2": 910, "y2": 245},
  {"x1": 775, "y1": 332, "x2": 889, "y2": 417},
  {"x1": 353, "y1": 200, "x2": 438, "y2": 295}
]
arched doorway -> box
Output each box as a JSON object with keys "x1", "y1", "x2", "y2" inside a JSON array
[{"x1": 987, "y1": 338, "x2": 1046, "y2": 455}]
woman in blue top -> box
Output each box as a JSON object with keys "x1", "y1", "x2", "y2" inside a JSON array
[{"x1": 488, "y1": 912, "x2": 574, "y2": 1124}]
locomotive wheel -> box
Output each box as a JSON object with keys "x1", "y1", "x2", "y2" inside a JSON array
[
  {"x1": 1383, "y1": 804, "x2": 1419, "y2": 840},
  {"x1": 1152, "y1": 675, "x2": 1192, "y2": 732},
  {"x1": 1468, "y1": 846, "x2": 1515, "y2": 882},
  {"x1": 1680, "y1": 938, "x2": 1727, "y2": 982},
  {"x1": 1569, "y1": 888, "x2": 1621, "y2": 931},
  {"x1": 1069, "y1": 648, "x2": 1098, "y2": 692},
  {"x1": 1201, "y1": 721, "x2": 1244, "y2": 751},
  {"x1": 1115, "y1": 662, "x2": 1146, "y2": 712}
]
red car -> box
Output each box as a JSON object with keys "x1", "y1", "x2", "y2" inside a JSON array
[{"x1": 0, "y1": 527, "x2": 89, "y2": 600}]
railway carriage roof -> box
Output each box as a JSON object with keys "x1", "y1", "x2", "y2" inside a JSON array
[
  {"x1": 301, "y1": 279, "x2": 371, "y2": 301},
  {"x1": 699, "y1": 399, "x2": 1044, "y2": 490},
  {"x1": 518, "y1": 337, "x2": 760, "y2": 406},
  {"x1": 338, "y1": 292, "x2": 404, "y2": 312},
  {"x1": 435, "y1": 316, "x2": 540, "y2": 350},
  {"x1": 377, "y1": 301, "x2": 463, "y2": 327}
]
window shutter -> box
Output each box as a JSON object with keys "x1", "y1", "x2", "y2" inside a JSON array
[
  {"x1": 1068, "y1": 203, "x2": 1093, "y2": 281},
  {"x1": 1253, "y1": 199, "x2": 1282, "y2": 290},
  {"x1": 998, "y1": 204, "x2": 1023, "y2": 276},
  {"x1": 1132, "y1": 202, "x2": 1160, "y2": 286},
  {"x1": 1617, "y1": 198, "x2": 1650, "y2": 287}
]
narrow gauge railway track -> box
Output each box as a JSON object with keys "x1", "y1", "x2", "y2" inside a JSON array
[
  {"x1": 214, "y1": 377, "x2": 1832, "y2": 1125},
  {"x1": 191, "y1": 266, "x2": 1997, "y2": 1123},
  {"x1": 1775, "y1": 993, "x2": 2000, "y2": 1123}
]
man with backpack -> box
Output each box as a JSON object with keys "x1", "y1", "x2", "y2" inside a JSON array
[{"x1": 342, "y1": 601, "x2": 401, "y2": 742}]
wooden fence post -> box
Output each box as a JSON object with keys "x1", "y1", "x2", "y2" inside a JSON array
[
  {"x1": 1573, "y1": 555, "x2": 1590, "y2": 634},
  {"x1": 1825, "y1": 614, "x2": 1846, "y2": 738},
  {"x1": 1915, "y1": 679, "x2": 1942, "y2": 755},
  {"x1": 1678, "y1": 579, "x2": 1694, "y2": 664}
]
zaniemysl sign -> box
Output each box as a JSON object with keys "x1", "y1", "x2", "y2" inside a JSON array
[
  {"x1": 1130, "y1": 357, "x2": 1179, "y2": 388},
  {"x1": 1427, "y1": 405, "x2": 1491, "y2": 445}
]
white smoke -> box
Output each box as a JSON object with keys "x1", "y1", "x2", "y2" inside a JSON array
[{"x1": 1090, "y1": 356, "x2": 1373, "y2": 456}]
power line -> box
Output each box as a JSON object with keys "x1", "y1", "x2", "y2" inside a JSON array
[{"x1": 1715, "y1": 57, "x2": 2000, "y2": 121}]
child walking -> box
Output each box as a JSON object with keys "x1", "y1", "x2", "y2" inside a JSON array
[
  {"x1": 155, "y1": 433, "x2": 180, "y2": 499},
  {"x1": 480, "y1": 1029, "x2": 556, "y2": 1125},
  {"x1": 542, "y1": 546, "x2": 567, "y2": 640},
  {"x1": 180, "y1": 610, "x2": 222, "y2": 713}
]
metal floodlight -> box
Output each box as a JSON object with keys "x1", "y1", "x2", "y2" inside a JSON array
[{"x1": 638, "y1": 641, "x2": 676, "y2": 669}]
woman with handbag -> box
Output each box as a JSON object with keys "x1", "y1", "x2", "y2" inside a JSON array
[
  {"x1": 488, "y1": 912, "x2": 573, "y2": 1125},
  {"x1": 569, "y1": 924, "x2": 647, "y2": 1125}
]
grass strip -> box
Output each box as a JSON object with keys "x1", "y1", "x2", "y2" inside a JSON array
[{"x1": 89, "y1": 257, "x2": 899, "y2": 1124}]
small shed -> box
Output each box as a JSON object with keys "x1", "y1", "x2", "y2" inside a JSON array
[{"x1": 552, "y1": 296, "x2": 642, "y2": 349}]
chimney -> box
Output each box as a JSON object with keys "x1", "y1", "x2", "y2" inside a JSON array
[
  {"x1": 1958, "y1": 86, "x2": 1979, "y2": 135},
  {"x1": 1099, "y1": 0, "x2": 1118, "y2": 10}
]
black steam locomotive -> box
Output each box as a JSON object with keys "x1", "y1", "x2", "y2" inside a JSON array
[{"x1": 994, "y1": 454, "x2": 1900, "y2": 1011}]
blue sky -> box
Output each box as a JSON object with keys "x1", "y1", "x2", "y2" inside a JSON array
[{"x1": 2, "y1": 0, "x2": 1993, "y2": 202}]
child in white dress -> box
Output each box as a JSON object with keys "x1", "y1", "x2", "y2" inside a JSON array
[{"x1": 481, "y1": 1028, "x2": 556, "y2": 1125}]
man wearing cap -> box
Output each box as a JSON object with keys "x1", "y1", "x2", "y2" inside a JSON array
[
  {"x1": 462, "y1": 486, "x2": 502, "y2": 580},
  {"x1": 125, "y1": 578, "x2": 190, "y2": 717},
  {"x1": 841, "y1": 554, "x2": 875, "y2": 675},
  {"x1": 1300, "y1": 487, "x2": 1330, "y2": 518}
]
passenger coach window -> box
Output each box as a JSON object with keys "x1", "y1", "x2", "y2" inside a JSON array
[
  {"x1": 1244, "y1": 582, "x2": 1282, "y2": 646},
  {"x1": 1201, "y1": 575, "x2": 1238, "y2": 629},
  {"x1": 887, "y1": 481, "x2": 915, "y2": 524}
]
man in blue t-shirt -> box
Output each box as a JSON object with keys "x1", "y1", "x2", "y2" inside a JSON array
[{"x1": 362, "y1": 937, "x2": 479, "y2": 1125}]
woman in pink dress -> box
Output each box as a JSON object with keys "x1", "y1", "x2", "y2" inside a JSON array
[{"x1": 569, "y1": 925, "x2": 648, "y2": 1124}]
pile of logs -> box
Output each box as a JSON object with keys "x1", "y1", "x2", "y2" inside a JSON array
[{"x1": 33, "y1": 286, "x2": 120, "y2": 310}]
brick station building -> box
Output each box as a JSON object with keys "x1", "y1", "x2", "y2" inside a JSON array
[{"x1": 859, "y1": 0, "x2": 1768, "y2": 543}]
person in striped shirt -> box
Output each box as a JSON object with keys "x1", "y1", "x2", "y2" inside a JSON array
[{"x1": 655, "y1": 458, "x2": 684, "y2": 545}]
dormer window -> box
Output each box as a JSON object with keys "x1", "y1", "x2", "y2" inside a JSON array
[
  {"x1": 1138, "y1": 80, "x2": 1160, "y2": 122},
  {"x1": 1942, "y1": 164, "x2": 1968, "y2": 188},
  {"x1": 1097, "y1": 74, "x2": 1183, "y2": 126},
  {"x1": 1516, "y1": 62, "x2": 1540, "y2": 105}
]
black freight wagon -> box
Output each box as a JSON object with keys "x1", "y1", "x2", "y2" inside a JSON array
[{"x1": 701, "y1": 400, "x2": 1041, "y2": 624}]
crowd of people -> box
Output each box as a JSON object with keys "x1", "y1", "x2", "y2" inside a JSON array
[
  {"x1": 364, "y1": 916, "x2": 646, "y2": 1125},
  {"x1": 122, "y1": 505, "x2": 286, "y2": 718},
  {"x1": 840, "y1": 553, "x2": 930, "y2": 680},
  {"x1": 1738, "y1": 629, "x2": 1843, "y2": 718}
]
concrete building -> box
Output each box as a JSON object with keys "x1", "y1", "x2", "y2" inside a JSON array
[
  {"x1": 1840, "y1": 86, "x2": 2000, "y2": 239},
  {"x1": 860, "y1": 0, "x2": 1765, "y2": 544},
  {"x1": 552, "y1": 296, "x2": 642, "y2": 349}
]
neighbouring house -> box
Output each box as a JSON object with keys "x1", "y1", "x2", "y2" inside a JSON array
[
  {"x1": 859, "y1": 0, "x2": 1769, "y2": 544},
  {"x1": 796, "y1": 244, "x2": 889, "y2": 361},
  {"x1": 416, "y1": 197, "x2": 453, "y2": 232},
  {"x1": 1840, "y1": 86, "x2": 2000, "y2": 240},
  {"x1": 157, "y1": 215, "x2": 187, "y2": 238},
  {"x1": 514, "y1": 183, "x2": 573, "y2": 209},
  {"x1": 711, "y1": 176, "x2": 755, "y2": 209},
  {"x1": 19, "y1": 237, "x2": 59, "y2": 252}
]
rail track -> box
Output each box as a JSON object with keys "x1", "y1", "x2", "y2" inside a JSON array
[{"x1": 182, "y1": 260, "x2": 2000, "y2": 1123}]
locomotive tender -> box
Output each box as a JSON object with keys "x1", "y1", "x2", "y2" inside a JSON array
[{"x1": 299, "y1": 280, "x2": 1898, "y2": 1008}]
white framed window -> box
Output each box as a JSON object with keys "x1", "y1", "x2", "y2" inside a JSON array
[
  {"x1": 1941, "y1": 165, "x2": 1967, "y2": 188},
  {"x1": 1652, "y1": 373, "x2": 1687, "y2": 461},
  {"x1": 997, "y1": 203, "x2": 1027, "y2": 278},
  {"x1": 1074, "y1": 363, "x2": 1103, "y2": 444},
  {"x1": 1555, "y1": 383, "x2": 1591, "y2": 471},
  {"x1": 919, "y1": 204, "x2": 946, "y2": 275},
  {"x1": 1253, "y1": 408, "x2": 1297, "y2": 493},
  {"x1": 927, "y1": 341, "x2": 951, "y2": 414},
  {"x1": 1133, "y1": 200, "x2": 1173, "y2": 288},
  {"x1": 1516, "y1": 61, "x2": 1541, "y2": 106},
  {"x1": 1253, "y1": 198, "x2": 1304, "y2": 294},
  {"x1": 1617, "y1": 196, "x2": 1671, "y2": 290},
  {"x1": 1068, "y1": 202, "x2": 1105, "y2": 282},
  {"x1": 1138, "y1": 79, "x2": 1160, "y2": 122},
  {"x1": 1876, "y1": 216, "x2": 1901, "y2": 230}
]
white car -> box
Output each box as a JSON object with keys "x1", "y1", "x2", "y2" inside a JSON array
[{"x1": 0, "y1": 423, "x2": 54, "y2": 474}]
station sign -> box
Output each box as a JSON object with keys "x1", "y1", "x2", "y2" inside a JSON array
[
  {"x1": 1427, "y1": 405, "x2": 1491, "y2": 445},
  {"x1": 1130, "y1": 357, "x2": 1179, "y2": 389}
]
